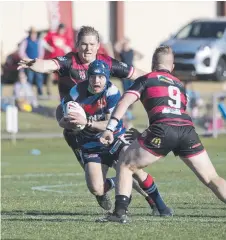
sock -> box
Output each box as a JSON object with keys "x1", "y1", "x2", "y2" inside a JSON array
[
  {"x1": 104, "y1": 177, "x2": 116, "y2": 193},
  {"x1": 145, "y1": 196, "x2": 155, "y2": 208},
  {"x1": 114, "y1": 195, "x2": 130, "y2": 217},
  {"x1": 140, "y1": 174, "x2": 167, "y2": 212}
]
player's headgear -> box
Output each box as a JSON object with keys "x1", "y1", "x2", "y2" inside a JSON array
[{"x1": 88, "y1": 60, "x2": 110, "y2": 81}]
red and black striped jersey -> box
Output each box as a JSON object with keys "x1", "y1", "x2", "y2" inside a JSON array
[
  {"x1": 126, "y1": 69, "x2": 193, "y2": 126},
  {"x1": 53, "y1": 52, "x2": 134, "y2": 99}
]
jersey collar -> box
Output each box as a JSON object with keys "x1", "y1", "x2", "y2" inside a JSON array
[{"x1": 156, "y1": 69, "x2": 171, "y2": 74}]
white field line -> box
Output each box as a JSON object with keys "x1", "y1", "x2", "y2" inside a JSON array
[
  {"x1": 31, "y1": 183, "x2": 86, "y2": 193},
  {"x1": 1, "y1": 172, "x2": 83, "y2": 179}
]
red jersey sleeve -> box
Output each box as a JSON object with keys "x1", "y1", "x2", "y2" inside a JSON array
[
  {"x1": 53, "y1": 52, "x2": 73, "y2": 77},
  {"x1": 125, "y1": 75, "x2": 148, "y2": 100}
]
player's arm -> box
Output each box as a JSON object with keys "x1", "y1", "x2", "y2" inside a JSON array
[
  {"x1": 110, "y1": 58, "x2": 146, "y2": 81},
  {"x1": 17, "y1": 58, "x2": 58, "y2": 73},
  {"x1": 89, "y1": 114, "x2": 111, "y2": 131},
  {"x1": 17, "y1": 53, "x2": 73, "y2": 75}
]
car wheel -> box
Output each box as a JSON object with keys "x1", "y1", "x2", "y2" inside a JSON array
[{"x1": 213, "y1": 58, "x2": 226, "y2": 81}]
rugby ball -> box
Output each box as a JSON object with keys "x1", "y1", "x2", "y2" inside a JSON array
[{"x1": 63, "y1": 101, "x2": 86, "y2": 131}]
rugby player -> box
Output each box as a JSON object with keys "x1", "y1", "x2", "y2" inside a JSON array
[
  {"x1": 17, "y1": 25, "x2": 148, "y2": 211},
  {"x1": 100, "y1": 45, "x2": 226, "y2": 223},
  {"x1": 61, "y1": 59, "x2": 172, "y2": 215}
]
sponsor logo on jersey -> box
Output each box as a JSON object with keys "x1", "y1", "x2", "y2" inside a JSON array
[
  {"x1": 157, "y1": 75, "x2": 174, "y2": 84},
  {"x1": 162, "y1": 107, "x2": 181, "y2": 115},
  {"x1": 57, "y1": 56, "x2": 67, "y2": 61},
  {"x1": 79, "y1": 70, "x2": 86, "y2": 80},
  {"x1": 151, "y1": 137, "x2": 161, "y2": 148},
  {"x1": 119, "y1": 62, "x2": 128, "y2": 68}
]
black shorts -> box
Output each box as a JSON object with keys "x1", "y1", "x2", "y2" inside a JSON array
[
  {"x1": 81, "y1": 137, "x2": 129, "y2": 167},
  {"x1": 138, "y1": 123, "x2": 205, "y2": 157}
]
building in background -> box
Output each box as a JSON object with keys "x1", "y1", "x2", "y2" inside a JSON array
[{"x1": 1, "y1": 1, "x2": 226, "y2": 71}]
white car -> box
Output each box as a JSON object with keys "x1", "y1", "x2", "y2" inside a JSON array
[{"x1": 160, "y1": 18, "x2": 226, "y2": 81}]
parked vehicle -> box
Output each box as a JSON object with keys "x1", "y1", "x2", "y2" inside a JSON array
[{"x1": 160, "y1": 18, "x2": 226, "y2": 81}]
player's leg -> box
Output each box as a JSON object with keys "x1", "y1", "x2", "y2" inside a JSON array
[
  {"x1": 97, "y1": 140, "x2": 162, "y2": 223},
  {"x1": 113, "y1": 140, "x2": 163, "y2": 218},
  {"x1": 85, "y1": 162, "x2": 108, "y2": 196},
  {"x1": 83, "y1": 154, "x2": 112, "y2": 211},
  {"x1": 177, "y1": 126, "x2": 226, "y2": 204},
  {"x1": 132, "y1": 168, "x2": 173, "y2": 216},
  {"x1": 112, "y1": 159, "x2": 159, "y2": 215},
  {"x1": 56, "y1": 104, "x2": 114, "y2": 209},
  {"x1": 100, "y1": 125, "x2": 177, "y2": 223},
  {"x1": 35, "y1": 72, "x2": 44, "y2": 96},
  {"x1": 180, "y1": 151, "x2": 226, "y2": 203},
  {"x1": 118, "y1": 144, "x2": 169, "y2": 216}
]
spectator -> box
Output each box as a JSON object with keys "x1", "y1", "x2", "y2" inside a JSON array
[
  {"x1": 185, "y1": 80, "x2": 204, "y2": 121},
  {"x1": 43, "y1": 23, "x2": 72, "y2": 96},
  {"x1": 115, "y1": 38, "x2": 143, "y2": 91},
  {"x1": 97, "y1": 35, "x2": 114, "y2": 58},
  {"x1": 114, "y1": 38, "x2": 144, "y2": 127},
  {"x1": 2, "y1": 43, "x2": 21, "y2": 84},
  {"x1": 218, "y1": 96, "x2": 226, "y2": 119},
  {"x1": 13, "y1": 70, "x2": 38, "y2": 112},
  {"x1": 19, "y1": 27, "x2": 44, "y2": 96}
]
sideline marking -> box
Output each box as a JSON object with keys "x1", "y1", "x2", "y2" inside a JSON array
[
  {"x1": 31, "y1": 183, "x2": 86, "y2": 193},
  {"x1": 1, "y1": 172, "x2": 83, "y2": 179}
]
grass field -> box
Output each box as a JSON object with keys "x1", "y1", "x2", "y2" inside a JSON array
[{"x1": 1, "y1": 136, "x2": 226, "y2": 240}]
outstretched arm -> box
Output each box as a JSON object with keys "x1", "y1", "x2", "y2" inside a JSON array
[{"x1": 17, "y1": 58, "x2": 59, "y2": 73}]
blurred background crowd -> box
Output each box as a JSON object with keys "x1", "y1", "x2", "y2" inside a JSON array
[{"x1": 1, "y1": 1, "x2": 226, "y2": 139}]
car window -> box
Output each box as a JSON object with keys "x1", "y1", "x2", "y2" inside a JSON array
[
  {"x1": 175, "y1": 21, "x2": 226, "y2": 39},
  {"x1": 176, "y1": 24, "x2": 193, "y2": 39}
]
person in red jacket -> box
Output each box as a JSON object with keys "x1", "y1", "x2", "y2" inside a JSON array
[{"x1": 44, "y1": 23, "x2": 72, "y2": 96}]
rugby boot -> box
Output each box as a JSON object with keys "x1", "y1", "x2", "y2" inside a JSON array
[
  {"x1": 96, "y1": 212, "x2": 129, "y2": 224},
  {"x1": 159, "y1": 207, "x2": 174, "y2": 217},
  {"x1": 95, "y1": 193, "x2": 112, "y2": 211},
  {"x1": 150, "y1": 204, "x2": 160, "y2": 216}
]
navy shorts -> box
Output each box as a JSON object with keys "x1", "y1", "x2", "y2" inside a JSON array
[
  {"x1": 138, "y1": 123, "x2": 205, "y2": 157},
  {"x1": 81, "y1": 137, "x2": 130, "y2": 167}
]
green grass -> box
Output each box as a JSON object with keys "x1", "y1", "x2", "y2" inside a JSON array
[{"x1": 1, "y1": 136, "x2": 226, "y2": 240}]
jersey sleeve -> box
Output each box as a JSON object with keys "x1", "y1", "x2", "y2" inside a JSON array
[
  {"x1": 61, "y1": 85, "x2": 79, "y2": 107},
  {"x1": 52, "y1": 52, "x2": 73, "y2": 77},
  {"x1": 110, "y1": 58, "x2": 134, "y2": 79},
  {"x1": 106, "y1": 84, "x2": 121, "y2": 114},
  {"x1": 125, "y1": 75, "x2": 148, "y2": 100}
]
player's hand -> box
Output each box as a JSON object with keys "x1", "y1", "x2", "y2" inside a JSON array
[
  {"x1": 17, "y1": 58, "x2": 36, "y2": 70},
  {"x1": 124, "y1": 128, "x2": 141, "y2": 143},
  {"x1": 68, "y1": 112, "x2": 87, "y2": 126},
  {"x1": 100, "y1": 130, "x2": 114, "y2": 145},
  {"x1": 59, "y1": 116, "x2": 76, "y2": 130}
]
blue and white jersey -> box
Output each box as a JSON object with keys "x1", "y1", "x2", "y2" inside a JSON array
[{"x1": 62, "y1": 81, "x2": 126, "y2": 152}]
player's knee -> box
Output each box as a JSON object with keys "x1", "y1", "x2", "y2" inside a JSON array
[
  {"x1": 119, "y1": 161, "x2": 138, "y2": 173},
  {"x1": 202, "y1": 173, "x2": 219, "y2": 186},
  {"x1": 87, "y1": 182, "x2": 104, "y2": 196}
]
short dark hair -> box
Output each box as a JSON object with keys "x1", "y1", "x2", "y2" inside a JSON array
[
  {"x1": 76, "y1": 26, "x2": 100, "y2": 46},
  {"x1": 58, "y1": 23, "x2": 65, "y2": 29},
  {"x1": 152, "y1": 45, "x2": 174, "y2": 71}
]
